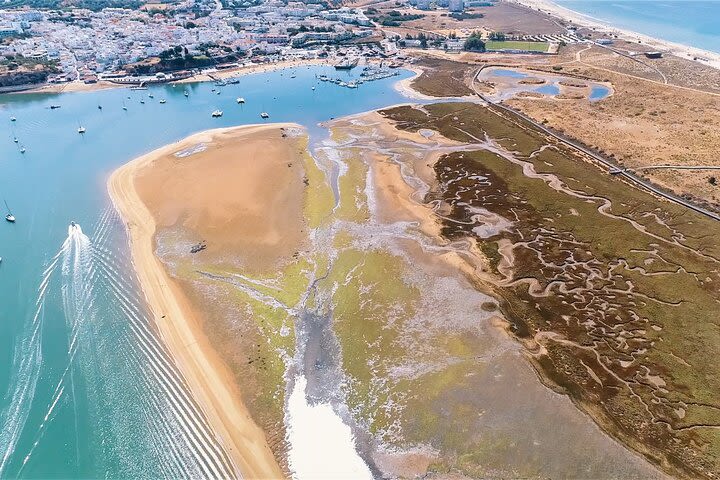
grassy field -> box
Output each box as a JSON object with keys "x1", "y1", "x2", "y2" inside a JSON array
[{"x1": 485, "y1": 40, "x2": 549, "y2": 52}]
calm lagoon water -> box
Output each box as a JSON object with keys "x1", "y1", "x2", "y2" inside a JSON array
[
  {"x1": 556, "y1": 0, "x2": 720, "y2": 54},
  {"x1": 589, "y1": 84, "x2": 611, "y2": 101},
  {"x1": 0, "y1": 65, "x2": 413, "y2": 478},
  {"x1": 535, "y1": 83, "x2": 561, "y2": 95}
]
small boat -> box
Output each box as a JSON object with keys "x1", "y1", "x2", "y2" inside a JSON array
[
  {"x1": 98, "y1": 105, "x2": 102, "y2": 110},
  {"x1": 347, "y1": 81, "x2": 358, "y2": 89},
  {"x1": 211, "y1": 109, "x2": 223, "y2": 118},
  {"x1": 50, "y1": 105, "x2": 61, "y2": 109},
  {"x1": 78, "y1": 126, "x2": 86, "y2": 134},
  {"x1": 130, "y1": 86, "x2": 147, "y2": 91},
  {"x1": 122, "y1": 101, "x2": 128, "y2": 111},
  {"x1": 148, "y1": 94, "x2": 154, "y2": 99},
  {"x1": 4, "y1": 200, "x2": 15, "y2": 223},
  {"x1": 334, "y1": 57, "x2": 358, "y2": 70},
  {"x1": 290, "y1": 74, "x2": 296, "y2": 79},
  {"x1": 159, "y1": 99, "x2": 166, "y2": 104},
  {"x1": 311, "y1": 86, "x2": 315, "y2": 90},
  {"x1": 13, "y1": 137, "x2": 18, "y2": 143},
  {"x1": 19, "y1": 146, "x2": 25, "y2": 154},
  {"x1": 10, "y1": 116, "x2": 16, "y2": 122},
  {"x1": 260, "y1": 112, "x2": 269, "y2": 119},
  {"x1": 216, "y1": 91, "x2": 221, "y2": 95},
  {"x1": 184, "y1": 90, "x2": 189, "y2": 97},
  {"x1": 236, "y1": 97, "x2": 245, "y2": 104},
  {"x1": 140, "y1": 99, "x2": 145, "y2": 104}
]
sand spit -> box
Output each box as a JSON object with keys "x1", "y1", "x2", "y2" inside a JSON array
[{"x1": 108, "y1": 124, "x2": 290, "y2": 479}]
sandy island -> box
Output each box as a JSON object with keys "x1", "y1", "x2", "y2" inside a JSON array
[{"x1": 107, "y1": 124, "x2": 302, "y2": 479}]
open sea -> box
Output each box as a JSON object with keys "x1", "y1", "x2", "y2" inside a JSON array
[
  {"x1": 556, "y1": 0, "x2": 720, "y2": 54},
  {"x1": 0, "y1": 65, "x2": 413, "y2": 478}
]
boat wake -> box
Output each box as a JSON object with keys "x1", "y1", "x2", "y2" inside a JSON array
[{"x1": 0, "y1": 209, "x2": 237, "y2": 478}]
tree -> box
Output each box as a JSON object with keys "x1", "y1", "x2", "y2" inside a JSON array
[
  {"x1": 463, "y1": 32, "x2": 485, "y2": 51},
  {"x1": 488, "y1": 31, "x2": 505, "y2": 41}
]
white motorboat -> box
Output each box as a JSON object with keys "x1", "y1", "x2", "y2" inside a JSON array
[
  {"x1": 211, "y1": 109, "x2": 223, "y2": 117},
  {"x1": 236, "y1": 97, "x2": 245, "y2": 104}
]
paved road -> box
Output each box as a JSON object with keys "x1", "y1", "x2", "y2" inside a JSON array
[{"x1": 470, "y1": 69, "x2": 720, "y2": 222}]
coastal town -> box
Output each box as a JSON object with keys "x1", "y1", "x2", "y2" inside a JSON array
[
  {"x1": 0, "y1": 0, "x2": 595, "y2": 90},
  {"x1": 1, "y1": 0, "x2": 720, "y2": 479}
]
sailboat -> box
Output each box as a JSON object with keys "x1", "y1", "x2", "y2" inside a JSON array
[
  {"x1": 211, "y1": 109, "x2": 223, "y2": 117},
  {"x1": 236, "y1": 97, "x2": 245, "y2": 104},
  {"x1": 78, "y1": 121, "x2": 86, "y2": 134},
  {"x1": 184, "y1": 90, "x2": 189, "y2": 97},
  {"x1": 19, "y1": 146, "x2": 25, "y2": 154},
  {"x1": 5, "y1": 200, "x2": 16, "y2": 222},
  {"x1": 10, "y1": 116, "x2": 16, "y2": 122},
  {"x1": 122, "y1": 100, "x2": 128, "y2": 111}
]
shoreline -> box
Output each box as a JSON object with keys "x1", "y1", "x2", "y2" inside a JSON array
[
  {"x1": 15, "y1": 58, "x2": 328, "y2": 96},
  {"x1": 509, "y1": 0, "x2": 720, "y2": 70},
  {"x1": 107, "y1": 124, "x2": 291, "y2": 480}
]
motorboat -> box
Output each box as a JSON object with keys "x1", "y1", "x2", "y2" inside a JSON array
[
  {"x1": 236, "y1": 97, "x2": 245, "y2": 104},
  {"x1": 78, "y1": 126, "x2": 86, "y2": 133},
  {"x1": 211, "y1": 109, "x2": 223, "y2": 117},
  {"x1": 260, "y1": 112, "x2": 269, "y2": 119},
  {"x1": 159, "y1": 99, "x2": 166, "y2": 104}
]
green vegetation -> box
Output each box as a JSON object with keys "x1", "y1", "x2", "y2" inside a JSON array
[
  {"x1": 379, "y1": 101, "x2": 720, "y2": 478},
  {"x1": 485, "y1": 40, "x2": 549, "y2": 52},
  {"x1": 368, "y1": 9, "x2": 424, "y2": 26},
  {"x1": 463, "y1": 31, "x2": 485, "y2": 52},
  {"x1": 409, "y1": 57, "x2": 475, "y2": 97},
  {"x1": 448, "y1": 11, "x2": 483, "y2": 20}
]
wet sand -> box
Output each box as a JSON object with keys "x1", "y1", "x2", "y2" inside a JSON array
[{"x1": 107, "y1": 124, "x2": 297, "y2": 479}]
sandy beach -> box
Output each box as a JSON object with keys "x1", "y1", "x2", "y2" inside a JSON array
[
  {"x1": 510, "y1": 0, "x2": 720, "y2": 70},
  {"x1": 107, "y1": 124, "x2": 298, "y2": 479}
]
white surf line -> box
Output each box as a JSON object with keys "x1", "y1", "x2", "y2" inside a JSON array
[
  {"x1": 87, "y1": 208, "x2": 237, "y2": 477},
  {"x1": 19, "y1": 222, "x2": 231, "y2": 479},
  {"x1": 90, "y1": 252, "x2": 237, "y2": 478}
]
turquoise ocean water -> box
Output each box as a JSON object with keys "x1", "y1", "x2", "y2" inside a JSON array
[
  {"x1": 0, "y1": 66, "x2": 413, "y2": 478},
  {"x1": 556, "y1": 0, "x2": 720, "y2": 54}
]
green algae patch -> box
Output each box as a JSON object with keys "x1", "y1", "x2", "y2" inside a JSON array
[
  {"x1": 321, "y1": 248, "x2": 419, "y2": 433},
  {"x1": 335, "y1": 150, "x2": 370, "y2": 222},
  {"x1": 301, "y1": 140, "x2": 334, "y2": 229}
]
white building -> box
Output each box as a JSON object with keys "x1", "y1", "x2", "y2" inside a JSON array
[{"x1": 448, "y1": 0, "x2": 464, "y2": 12}]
